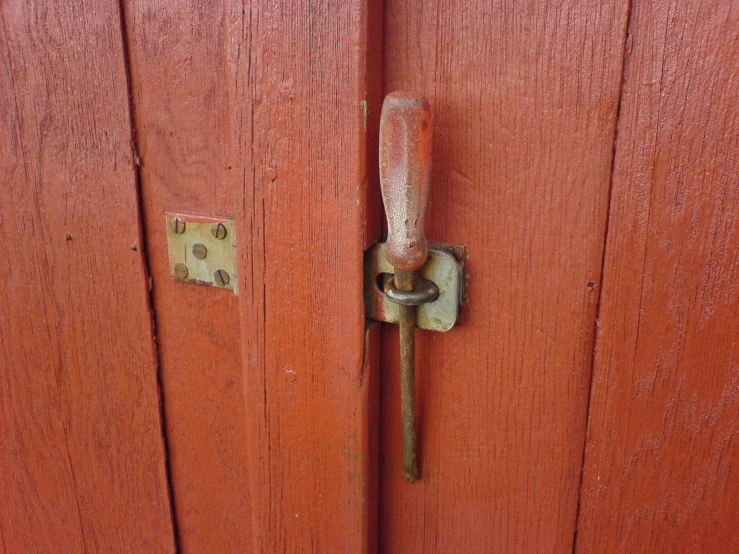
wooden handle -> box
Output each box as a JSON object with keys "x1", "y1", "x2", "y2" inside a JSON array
[{"x1": 379, "y1": 92, "x2": 432, "y2": 272}]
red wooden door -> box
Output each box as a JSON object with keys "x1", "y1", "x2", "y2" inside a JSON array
[
  {"x1": 379, "y1": 2, "x2": 629, "y2": 551},
  {"x1": 378, "y1": 0, "x2": 738, "y2": 551},
  {"x1": 576, "y1": 2, "x2": 739, "y2": 551},
  {"x1": 1, "y1": 1, "x2": 737, "y2": 553},
  {"x1": 121, "y1": 1, "x2": 383, "y2": 552}
]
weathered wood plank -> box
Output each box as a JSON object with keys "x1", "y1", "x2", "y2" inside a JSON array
[
  {"x1": 577, "y1": 2, "x2": 739, "y2": 551},
  {"x1": 381, "y1": 1, "x2": 630, "y2": 551},
  {"x1": 123, "y1": 1, "x2": 382, "y2": 550},
  {"x1": 0, "y1": 2, "x2": 175, "y2": 551}
]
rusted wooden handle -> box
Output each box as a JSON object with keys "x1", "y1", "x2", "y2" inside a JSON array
[{"x1": 379, "y1": 92, "x2": 432, "y2": 272}]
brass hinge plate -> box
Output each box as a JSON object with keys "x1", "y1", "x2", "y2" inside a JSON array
[
  {"x1": 165, "y1": 213, "x2": 238, "y2": 295},
  {"x1": 364, "y1": 242, "x2": 466, "y2": 332}
]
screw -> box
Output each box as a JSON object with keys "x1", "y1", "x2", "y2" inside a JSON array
[
  {"x1": 211, "y1": 223, "x2": 227, "y2": 240},
  {"x1": 174, "y1": 263, "x2": 189, "y2": 280},
  {"x1": 214, "y1": 269, "x2": 230, "y2": 287},
  {"x1": 170, "y1": 218, "x2": 186, "y2": 234},
  {"x1": 192, "y1": 243, "x2": 207, "y2": 259}
]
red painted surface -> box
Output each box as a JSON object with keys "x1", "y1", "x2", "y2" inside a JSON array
[
  {"x1": 2, "y1": 2, "x2": 738, "y2": 552},
  {"x1": 577, "y1": 2, "x2": 739, "y2": 551},
  {"x1": 0, "y1": 1, "x2": 175, "y2": 551},
  {"x1": 123, "y1": 1, "x2": 383, "y2": 550},
  {"x1": 381, "y1": 1, "x2": 629, "y2": 551}
]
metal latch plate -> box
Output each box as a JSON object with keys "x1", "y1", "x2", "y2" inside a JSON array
[
  {"x1": 165, "y1": 213, "x2": 238, "y2": 295},
  {"x1": 364, "y1": 242, "x2": 465, "y2": 332}
]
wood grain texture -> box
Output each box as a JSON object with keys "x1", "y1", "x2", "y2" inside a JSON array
[
  {"x1": 122, "y1": 3, "x2": 254, "y2": 550},
  {"x1": 237, "y1": 3, "x2": 382, "y2": 548},
  {"x1": 0, "y1": 1, "x2": 175, "y2": 552},
  {"x1": 123, "y1": 0, "x2": 382, "y2": 550},
  {"x1": 381, "y1": 2, "x2": 629, "y2": 551},
  {"x1": 577, "y1": 2, "x2": 739, "y2": 551}
]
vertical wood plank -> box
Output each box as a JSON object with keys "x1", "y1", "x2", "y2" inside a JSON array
[
  {"x1": 240, "y1": 4, "x2": 383, "y2": 551},
  {"x1": 577, "y1": 2, "x2": 739, "y2": 551},
  {"x1": 122, "y1": 3, "x2": 254, "y2": 550},
  {"x1": 123, "y1": 1, "x2": 382, "y2": 550},
  {"x1": 381, "y1": 2, "x2": 629, "y2": 551},
  {"x1": 0, "y1": 1, "x2": 175, "y2": 552}
]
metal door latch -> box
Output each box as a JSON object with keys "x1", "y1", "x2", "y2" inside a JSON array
[
  {"x1": 365, "y1": 92, "x2": 467, "y2": 483},
  {"x1": 165, "y1": 213, "x2": 238, "y2": 295},
  {"x1": 364, "y1": 241, "x2": 466, "y2": 332}
]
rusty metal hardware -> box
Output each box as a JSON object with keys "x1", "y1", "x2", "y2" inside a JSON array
[
  {"x1": 192, "y1": 243, "x2": 208, "y2": 260},
  {"x1": 173, "y1": 263, "x2": 189, "y2": 280},
  {"x1": 165, "y1": 213, "x2": 238, "y2": 294},
  {"x1": 395, "y1": 268, "x2": 419, "y2": 482},
  {"x1": 378, "y1": 91, "x2": 433, "y2": 483},
  {"x1": 364, "y1": 242, "x2": 466, "y2": 332},
  {"x1": 213, "y1": 269, "x2": 230, "y2": 287},
  {"x1": 211, "y1": 223, "x2": 227, "y2": 240},
  {"x1": 373, "y1": 92, "x2": 467, "y2": 482},
  {"x1": 384, "y1": 277, "x2": 439, "y2": 306},
  {"x1": 171, "y1": 217, "x2": 186, "y2": 234}
]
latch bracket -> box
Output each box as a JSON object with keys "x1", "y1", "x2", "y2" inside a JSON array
[
  {"x1": 364, "y1": 241, "x2": 466, "y2": 332},
  {"x1": 165, "y1": 213, "x2": 238, "y2": 295}
]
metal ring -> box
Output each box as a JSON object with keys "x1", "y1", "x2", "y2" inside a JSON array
[{"x1": 384, "y1": 277, "x2": 440, "y2": 306}]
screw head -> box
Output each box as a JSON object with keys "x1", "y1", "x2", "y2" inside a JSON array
[
  {"x1": 450, "y1": 246, "x2": 464, "y2": 262},
  {"x1": 211, "y1": 223, "x2": 227, "y2": 240},
  {"x1": 173, "y1": 263, "x2": 189, "y2": 280},
  {"x1": 214, "y1": 269, "x2": 230, "y2": 287},
  {"x1": 170, "y1": 218, "x2": 186, "y2": 234},
  {"x1": 192, "y1": 243, "x2": 207, "y2": 259}
]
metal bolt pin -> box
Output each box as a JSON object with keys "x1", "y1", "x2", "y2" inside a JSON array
[
  {"x1": 192, "y1": 243, "x2": 207, "y2": 259},
  {"x1": 214, "y1": 269, "x2": 230, "y2": 287},
  {"x1": 170, "y1": 218, "x2": 186, "y2": 234},
  {"x1": 174, "y1": 263, "x2": 189, "y2": 280},
  {"x1": 211, "y1": 223, "x2": 227, "y2": 240},
  {"x1": 379, "y1": 92, "x2": 432, "y2": 483}
]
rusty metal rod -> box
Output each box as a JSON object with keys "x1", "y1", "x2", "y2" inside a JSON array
[
  {"x1": 379, "y1": 91, "x2": 431, "y2": 483},
  {"x1": 395, "y1": 268, "x2": 418, "y2": 483}
]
